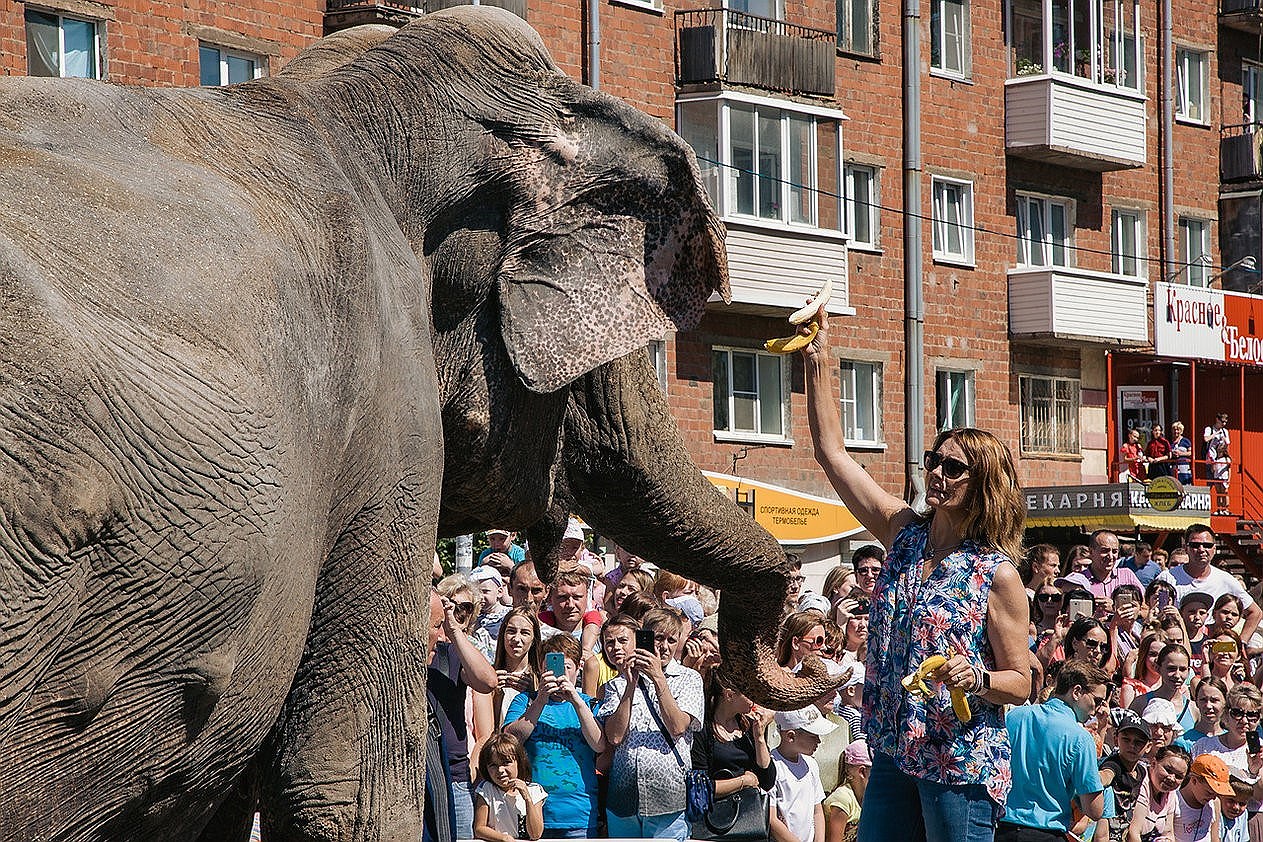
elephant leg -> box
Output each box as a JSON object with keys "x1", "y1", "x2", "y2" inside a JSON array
[{"x1": 259, "y1": 485, "x2": 437, "y2": 842}]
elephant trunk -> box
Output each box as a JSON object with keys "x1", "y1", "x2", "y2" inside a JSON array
[{"x1": 563, "y1": 350, "x2": 840, "y2": 709}]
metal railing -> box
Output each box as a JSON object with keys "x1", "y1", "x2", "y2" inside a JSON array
[
  {"x1": 1221, "y1": 123, "x2": 1263, "y2": 182},
  {"x1": 1222, "y1": 0, "x2": 1262, "y2": 14},
  {"x1": 674, "y1": 8, "x2": 835, "y2": 96}
]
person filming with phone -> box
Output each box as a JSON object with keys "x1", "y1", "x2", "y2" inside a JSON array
[
  {"x1": 503, "y1": 635, "x2": 605, "y2": 838},
  {"x1": 803, "y1": 307, "x2": 1031, "y2": 841},
  {"x1": 598, "y1": 607, "x2": 705, "y2": 840}
]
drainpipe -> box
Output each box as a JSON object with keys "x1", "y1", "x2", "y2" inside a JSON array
[
  {"x1": 903, "y1": 0, "x2": 926, "y2": 507},
  {"x1": 587, "y1": 0, "x2": 600, "y2": 90},
  {"x1": 1160, "y1": 0, "x2": 1175, "y2": 277}
]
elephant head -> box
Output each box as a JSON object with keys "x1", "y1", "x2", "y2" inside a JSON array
[{"x1": 295, "y1": 10, "x2": 836, "y2": 707}]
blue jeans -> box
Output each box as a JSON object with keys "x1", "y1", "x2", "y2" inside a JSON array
[
  {"x1": 451, "y1": 780, "x2": 474, "y2": 840},
  {"x1": 857, "y1": 752, "x2": 999, "y2": 842},
  {"x1": 606, "y1": 809, "x2": 689, "y2": 840}
]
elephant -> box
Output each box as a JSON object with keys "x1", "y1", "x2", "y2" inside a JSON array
[{"x1": 0, "y1": 8, "x2": 837, "y2": 841}]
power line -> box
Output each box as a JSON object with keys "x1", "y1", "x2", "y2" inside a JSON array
[{"x1": 695, "y1": 154, "x2": 1242, "y2": 279}]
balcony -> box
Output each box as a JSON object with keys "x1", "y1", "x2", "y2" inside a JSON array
[
  {"x1": 324, "y1": 0, "x2": 526, "y2": 31},
  {"x1": 1005, "y1": 75, "x2": 1146, "y2": 171},
  {"x1": 1008, "y1": 266, "x2": 1148, "y2": 345},
  {"x1": 1223, "y1": 124, "x2": 1263, "y2": 183},
  {"x1": 1221, "y1": 0, "x2": 1263, "y2": 34},
  {"x1": 711, "y1": 221, "x2": 851, "y2": 317},
  {"x1": 674, "y1": 9, "x2": 835, "y2": 98}
]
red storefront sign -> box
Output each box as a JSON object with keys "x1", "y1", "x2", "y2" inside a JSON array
[{"x1": 1155, "y1": 282, "x2": 1263, "y2": 365}]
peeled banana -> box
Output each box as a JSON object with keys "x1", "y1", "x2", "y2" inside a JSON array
[
  {"x1": 764, "y1": 322, "x2": 819, "y2": 354},
  {"x1": 788, "y1": 277, "x2": 834, "y2": 325},
  {"x1": 900, "y1": 654, "x2": 973, "y2": 723}
]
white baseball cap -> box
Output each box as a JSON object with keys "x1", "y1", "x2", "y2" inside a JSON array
[
  {"x1": 469, "y1": 566, "x2": 504, "y2": 586},
  {"x1": 774, "y1": 705, "x2": 838, "y2": 737},
  {"x1": 563, "y1": 518, "x2": 586, "y2": 542}
]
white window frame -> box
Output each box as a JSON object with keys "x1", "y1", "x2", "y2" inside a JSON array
[
  {"x1": 1178, "y1": 217, "x2": 1212, "y2": 286},
  {"x1": 1110, "y1": 208, "x2": 1144, "y2": 278},
  {"x1": 1244, "y1": 61, "x2": 1263, "y2": 125},
  {"x1": 199, "y1": 43, "x2": 265, "y2": 86},
  {"x1": 936, "y1": 369, "x2": 975, "y2": 432},
  {"x1": 724, "y1": 0, "x2": 782, "y2": 18},
  {"x1": 1019, "y1": 375, "x2": 1081, "y2": 455},
  {"x1": 840, "y1": 360, "x2": 884, "y2": 446},
  {"x1": 712, "y1": 346, "x2": 790, "y2": 443},
  {"x1": 838, "y1": 0, "x2": 877, "y2": 56},
  {"x1": 675, "y1": 93, "x2": 846, "y2": 237},
  {"x1": 930, "y1": 0, "x2": 970, "y2": 78},
  {"x1": 24, "y1": 8, "x2": 101, "y2": 79},
  {"x1": 1175, "y1": 47, "x2": 1209, "y2": 125},
  {"x1": 844, "y1": 164, "x2": 879, "y2": 250},
  {"x1": 647, "y1": 339, "x2": 669, "y2": 395},
  {"x1": 931, "y1": 176, "x2": 975, "y2": 266},
  {"x1": 1015, "y1": 192, "x2": 1073, "y2": 268}
]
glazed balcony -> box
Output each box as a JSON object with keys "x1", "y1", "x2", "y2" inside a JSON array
[
  {"x1": 674, "y1": 9, "x2": 835, "y2": 98},
  {"x1": 1008, "y1": 266, "x2": 1148, "y2": 345},
  {"x1": 324, "y1": 0, "x2": 526, "y2": 31},
  {"x1": 1221, "y1": 0, "x2": 1263, "y2": 35},
  {"x1": 1222, "y1": 124, "x2": 1263, "y2": 183}
]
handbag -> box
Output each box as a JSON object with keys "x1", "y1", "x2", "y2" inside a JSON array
[
  {"x1": 690, "y1": 787, "x2": 772, "y2": 841},
  {"x1": 637, "y1": 677, "x2": 713, "y2": 822}
]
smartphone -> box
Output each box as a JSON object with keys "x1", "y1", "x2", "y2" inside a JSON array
[
  {"x1": 635, "y1": 628, "x2": 655, "y2": 652},
  {"x1": 545, "y1": 651, "x2": 566, "y2": 678},
  {"x1": 1212, "y1": 641, "x2": 1238, "y2": 656},
  {"x1": 1068, "y1": 597, "x2": 1094, "y2": 623},
  {"x1": 1248, "y1": 730, "x2": 1261, "y2": 754},
  {"x1": 1156, "y1": 590, "x2": 1172, "y2": 611}
]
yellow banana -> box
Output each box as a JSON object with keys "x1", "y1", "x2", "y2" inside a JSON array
[
  {"x1": 764, "y1": 321, "x2": 819, "y2": 355},
  {"x1": 900, "y1": 654, "x2": 972, "y2": 723}
]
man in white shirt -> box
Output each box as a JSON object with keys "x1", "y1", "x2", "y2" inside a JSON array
[{"x1": 1158, "y1": 524, "x2": 1262, "y2": 641}]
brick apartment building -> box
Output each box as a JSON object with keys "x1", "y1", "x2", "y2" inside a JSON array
[{"x1": 4, "y1": 0, "x2": 1263, "y2": 572}]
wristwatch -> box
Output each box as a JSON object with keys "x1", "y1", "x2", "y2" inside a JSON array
[{"x1": 979, "y1": 670, "x2": 991, "y2": 693}]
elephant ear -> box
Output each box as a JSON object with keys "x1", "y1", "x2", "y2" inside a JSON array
[{"x1": 496, "y1": 90, "x2": 729, "y2": 394}]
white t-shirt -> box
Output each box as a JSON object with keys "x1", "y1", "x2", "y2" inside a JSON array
[
  {"x1": 1223, "y1": 810, "x2": 1250, "y2": 842},
  {"x1": 1172, "y1": 788, "x2": 1217, "y2": 842},
  {"x1": 473, "y1": 780, "x2": 547, "y2": 838},
  {"x1": 1191, "y1": 734, "x2": 1261, "y2": 811},
  {"x1": 772, "y1": 749, "x2": 824, "y2": 842},
  {"x1": 1157, "y1": 566, "x2": 1255, "y2": 610}
]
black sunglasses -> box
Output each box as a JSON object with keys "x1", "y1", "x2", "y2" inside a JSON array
[
  {"x1": 1229, "y1": 707, "x2": 1261, "y2": 721},
  {"x1": 924, "y1": 451, "x2": 970, "y2": 480},
  {"x1": 1037, "y1": 593, "x2": 1062, "y2": 602},
  {"x1": 1188, "y1": 541, "x2": 1216, "y2": 549}
]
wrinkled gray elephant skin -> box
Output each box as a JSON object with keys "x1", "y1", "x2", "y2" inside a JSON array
[{"x1": 0, "y1": 9, "x2": 836, "y2": 841}]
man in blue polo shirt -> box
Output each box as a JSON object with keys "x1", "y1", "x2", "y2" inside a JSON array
[{"x1": 999, "y1": 659, "x2": 1110, "y2": 841}]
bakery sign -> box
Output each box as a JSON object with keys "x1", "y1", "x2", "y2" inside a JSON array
[{"x1": 1155, "y1": 282, "x2": 1263, "y2": 366}]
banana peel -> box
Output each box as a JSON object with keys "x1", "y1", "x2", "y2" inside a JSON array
[
  {"x1": 764, "y1": 322, "x2": 819, "y2": 354},
  {"x1": 764, "y1": 277, "x2": 833, "y2": 354},
  {"x1": 900, "y1": 655, "x2": 972, "y2": 723}
]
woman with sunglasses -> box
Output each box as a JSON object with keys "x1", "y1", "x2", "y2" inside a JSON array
[
  {"x1": 803, "y1": 310, "x2": 1030, "y2": 842},
  {"x1": 432, "y1": 574, "x2": 500, "y2": 838},
  {"x1": 777, "y1": 610, "x2": 831, "y2": 672},
  {"x1": 1190, "y1": 683, "x2": 1263, "y2": 803}
]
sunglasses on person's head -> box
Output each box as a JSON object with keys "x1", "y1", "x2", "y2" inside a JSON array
[
  {"x1": 1229, "y1": 707, "x2": 1261, "y2": 721},
  {"x1": 923, "y1": 450, "x2": 970, "y2": 479}
]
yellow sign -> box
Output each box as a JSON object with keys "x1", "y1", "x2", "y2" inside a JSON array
[
  {"x1": 703, "y1": 471, "x2": 865, "y2": 545},
  {"x1": 1145, "y1": 476, "x2": 1185, "y2": 513}
]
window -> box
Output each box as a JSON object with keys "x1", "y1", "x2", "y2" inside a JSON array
[
  {"x1": 1176, "y1": 48, "x2": 1208, "y2": 123},
  {"x1": 25, "y1": 9, "x2": 99, "y2": 78},
  {"x1": 712, "y1": 348, "x2": 785, "y2": 439},
  {"x1": 931, "y1": 177, "x2": 974, "y2": 264},
  {"x1": 844, "y1": 165, "x2": 878, "y2": 249},
  {"x1": 727, "y1": 0, "x2": 779, "y2": 17},
  {"x1": 838, "y1": 0, "x2": 876, "y2": 56},
  {"x1": 930, "y1": 0, "x2": 969, "y2": 77},
  {"x1": 1016, "y1": 194, "x2": 1072, "y2": 268},
  {"x1": 936, "y1": 369, "x2": 974, "y2": 431},
  {"x1": 647, "y1": 340, "x2": 668, "y2": 394},
  {"x1": 1244, "y1": 62, "x2": 1263, "y2": 125},
  {"x1": 1178, "y1": 217, "x2": 1211, "y2": 286},
  {"x1": 1008, "y1": 0, "x2": 1141, "y2": 89},
  {"x1": 677, "y1": 97, "x2": 843, "y2": 233},
  {"x1": 199, "y1": 45, "x2": 264, "y2": 86},
  {"x1": 840, "y1": 361, "x2": 883, "y2": 444},
  {"x1": 1111, "y1": 209, "x2": 1143, "y2": 277},
  {"x1": 1020, "y1": 375, "x2": 1080, "y2": 454}
]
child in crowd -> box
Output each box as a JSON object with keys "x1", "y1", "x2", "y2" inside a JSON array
[
  {"x1": 834, "y1": 665, "x2": 864, "y2": 741},
  {"x1": 504, "y1": 635, "x2": 604, "y2": 838},
  {"x1": 1220, "y1": 771, "x2": 1253, "y2": 842},
  {"x1": 583, "y1": 614, "x2": 639, "y2": 698},
  {"x1": 769, "y1": 706, "x2": 834, "y2": 842},
  {"x1": 1098, "y1": 709, "x2": 1150, "y2": 840},
  {"x1": 472, "y1": 733, "x2": 546, "y2": 842},
  {"x1": 1171, "y1": 754, "x2": 1232, "y2": 842},
  {"x1": 822, "y1": 739, "x2": 869, "y2": 842},
  {"x1": 1179, "y1": 592, "x2": 1213, "y2": 675},
  {"x1": 1127, "y1": 744, "x2": 1191, "y2": 840}
]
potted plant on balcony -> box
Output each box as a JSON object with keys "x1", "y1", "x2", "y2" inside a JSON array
[{"x1": 1016, "y1": 56, "x2": 1043, "y2": 76}]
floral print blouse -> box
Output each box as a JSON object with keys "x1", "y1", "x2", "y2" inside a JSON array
[{"x1": 862, "y1": 519, "x2": 1013, "y2": 808}]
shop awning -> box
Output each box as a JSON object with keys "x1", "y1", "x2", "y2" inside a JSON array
[
  {"x1": 704, "y1": 471, "x2": 865, "y2": 545},
  {"x1": 1024, "y1": 482, "x2": 1212, "y2": 530}
]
